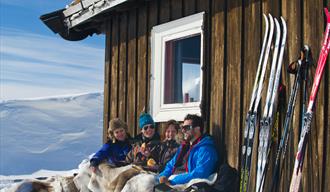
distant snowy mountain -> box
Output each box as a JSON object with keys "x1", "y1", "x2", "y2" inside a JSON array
[{"x1": 0, "y1": 92, "x2": 103, "y2": 175}]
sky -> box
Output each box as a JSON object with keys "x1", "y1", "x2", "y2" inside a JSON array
[{"x1": 0, "y1": 0, "x2": 105, "y2": 100}]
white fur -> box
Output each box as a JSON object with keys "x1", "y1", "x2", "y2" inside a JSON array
[
  {"x1": 169, "y1": 173, "x2": 218, "y2": 191},
  {"x1": 121, "y1": 173, "x2": 157, "y2": 192},
  {"x1": 73, "y1": 159, "x2": 134, "y2": 192},
  {"x1": 73, "y1": 159, "x2": 93, "y2": 192},
  {"x1": 87, "y1": 164, "x2": 132, "y2": 192},
  {"x1": 74, "y1": 159, "x2": 158, "y2": 192}
]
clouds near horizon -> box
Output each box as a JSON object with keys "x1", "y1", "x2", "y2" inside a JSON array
[{"x1": 0, "y1": 1, "x2": 105, "y2": 100}]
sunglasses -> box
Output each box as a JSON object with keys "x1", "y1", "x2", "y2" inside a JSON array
[
  {"x1": 181, "y1": 125, "x2": 193, "y2": 131},
  {"x1": 143, "y1": 125, "x2": 155, "y2": 131}
]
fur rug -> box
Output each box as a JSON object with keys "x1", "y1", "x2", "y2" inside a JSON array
[
  {"x1": 7, "y1": 159, "x2": 217, "y2": 192},
  {"x1": 8, "y1": 175, "x2": 78, "y2": 192},
  {"x1": 81, "y1": 161, "x2": 156, "y2": 192}
]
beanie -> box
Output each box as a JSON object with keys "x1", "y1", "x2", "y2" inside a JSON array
[
  {"x1": 139, "y1": 113, "x2": 154, "y2": 129},
  {"x1": 109, "y1": 118, "x2": 128, "y2": 132}
]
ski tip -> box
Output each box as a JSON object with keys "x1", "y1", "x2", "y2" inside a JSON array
[
  {"x1": 263, "y1": 14, "x2": 268, "y2": 22},
  {"x1": 268, "y1": 13, "x2": 273, "y2": 19},
  {"x1": 268, "y1": 14, "x2": 274, "y2": 26},
  {"x1": 280, "y1": 17, "x2": 286, "y2": 25},
  {"x1": 280, "y1": 17, "x2": 287, "y2": 32},
  {"x1": 325, "y1": 7, "x2": 330, "y2": 22}
]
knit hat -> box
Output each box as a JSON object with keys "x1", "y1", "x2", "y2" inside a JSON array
[
  {"x1": 139, "y1": 113, "x2": 154, "y2": 129},
  {"x1": 109, "y1": 118, "x2": 128, "y2": 132}
]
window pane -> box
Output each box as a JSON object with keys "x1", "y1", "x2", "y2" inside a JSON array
[{"x1": 164, "y1": 34, "x2": 201, "y2": 104}]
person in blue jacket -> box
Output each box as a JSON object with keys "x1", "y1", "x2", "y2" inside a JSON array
[
  {"x1": 158, "y1": 114, "x2": 218, "y2": 186},
  {"x1": 90, "y1": 118, "x2": 132, "y2": 171}
]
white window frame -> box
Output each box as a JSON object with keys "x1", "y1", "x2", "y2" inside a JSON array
[{"x1": 150, "y1": 12, "x2": 204, "y2": 122}]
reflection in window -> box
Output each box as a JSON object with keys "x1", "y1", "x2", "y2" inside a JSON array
[{"x1": 164, "y1": 35, "x2": 201, "y2": 104}]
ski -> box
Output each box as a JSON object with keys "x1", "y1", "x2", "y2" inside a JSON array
[
  {"x1": 256, "y1": 16, "x2": 287, "y2": 192},
  {"x1": 240, "y1": 14, "x2": 274, "y2": 192},
  {"x1": 270, "y1": 46, "x2": 311, "y2": 192},
  {"x1": 289, "y1": 8, "x2": 330, "y2": 192},
  {"x1": 240, "y1": 13, "x2": 270, "y2": 192},
  {"x1": 256, "y1": 17, "x2": 281, "y2": 192}
]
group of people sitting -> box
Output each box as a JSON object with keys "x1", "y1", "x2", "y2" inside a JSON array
[{"x1": 89, "y1": 113, "x2": 219, "y2": 191}]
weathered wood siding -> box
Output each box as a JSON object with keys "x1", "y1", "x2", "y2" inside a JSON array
[{"x1": 102, "y1": 0, "x2": 330, "y2": 191}]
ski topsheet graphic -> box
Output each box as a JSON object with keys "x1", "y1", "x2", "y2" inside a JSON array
[{"x1": 289, "y1": 8, "x2": 330, "y2": 192}]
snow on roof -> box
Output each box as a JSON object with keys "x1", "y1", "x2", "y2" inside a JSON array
[{"x1": 64, "y1": 0, "x2": 129, "y2": 28}]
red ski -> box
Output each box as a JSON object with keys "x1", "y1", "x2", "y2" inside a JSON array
[{"x1": 289, "y1": 7, "x2": 330, "y2": 192}]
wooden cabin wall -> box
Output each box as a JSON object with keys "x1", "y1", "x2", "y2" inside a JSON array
[{"x1": 102, "y1": 0, "x2": 330, "y2": 191}]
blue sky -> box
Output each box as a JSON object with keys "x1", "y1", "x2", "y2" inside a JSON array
[{"x1": 0, "y1": 0, "x2": 105, "y2": 100}]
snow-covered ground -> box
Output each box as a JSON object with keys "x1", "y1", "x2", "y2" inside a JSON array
[{"x1": 0, "y1": 92, "x2": 103, "y2": 187}]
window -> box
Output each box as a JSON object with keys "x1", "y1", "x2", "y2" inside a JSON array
[{"x1": 150, "y1": 12, "x2": 204, "y2": 122}]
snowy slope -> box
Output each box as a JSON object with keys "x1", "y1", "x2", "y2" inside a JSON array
[{"x1": 0, "y1": 92, "x2": 103, "y2": 176}]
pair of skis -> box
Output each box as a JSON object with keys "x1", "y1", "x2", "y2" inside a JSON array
[
  {"x1": 255, "y1": 16, "x2": 287, "y2": 192},
  {"x1": 240, "y1": 14, "x2": 282, "y2": 192},
  {"x1": 289, "y1": 8, "x2": 330, "y2": 192}
]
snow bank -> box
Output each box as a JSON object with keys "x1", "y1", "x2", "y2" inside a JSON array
[{"x1": 0, "y1": 92, "x2": 103, "y2": 175}]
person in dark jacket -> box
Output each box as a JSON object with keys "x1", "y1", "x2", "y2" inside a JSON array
[
  {"x1": 125, "y1": 112, "x2": 161, "y2": 166},
  {"x1": 158, "y1": 114, "x2": 218, "y2": 186},
  {"x1": 155, "y1": 119, "x2": 180, "y2": 172},
  {"x1": 90, "y1": 118, "x2": 132, "y2": 171}
]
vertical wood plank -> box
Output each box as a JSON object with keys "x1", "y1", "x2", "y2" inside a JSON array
[
  {"x1": 209, "y1": 0, "x2": 226, "y2": 165},
  {"x1": 127, "y1": 9, "x2": 137, "y2": 135},
  {"x1": 281, "y1": 0, "x2": 302, "y2": 190},
  {"x1": 225, "y1": 0, "x2": 242, "y2": 169},
  {"x1": 302, "y1": 0, "x2": 323, "y2": 191},
  {"x1": 171, "y1": 0, "x2": 183, "y2": 20},
  {"x1": 147, "y1": 0, "x2": 160, "y2": 132},
  {"x1": 262, "y1": 0, "x2": 280, "y2": 17},
  {"x1": 103, "y1": 18, "x2": 112, "y2": 142},
  {"x1": 137, "y1": 5, "x2": 148, "y2": 132},
  {"x1": 118, "y1": 13, "x2": 128, "y2": 121},
  {"x1": 159, "y1": 0, "x2": 170, "y2": 24},
  {"x1": 196, "y1": 0, "x2": 209, "y2": 13},
  {"x1": 183, "y1": 0, "x2": 195, "y2": 16},
  {"x1": 110, "y1": 15, "x2": 119, "y2": 120},
  {"x1": 242, "y1": 0, "x2": 261, "y2": 191}
]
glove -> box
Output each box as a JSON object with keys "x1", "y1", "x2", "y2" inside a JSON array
[{"x1": 90, "y1": 158, "x2": 99, "y2": 167}]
